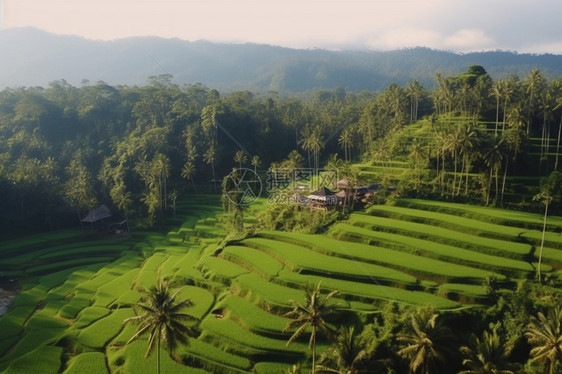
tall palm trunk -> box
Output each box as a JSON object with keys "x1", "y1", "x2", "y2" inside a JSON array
[
  {"x1": 501, "y1": 159, "x2": 508, "y2": 204},
  {"x1": 157, "y1": 328, "x2": 161, "y2": 374},
  {"x1": 554, "y1": 116, "x2": 562, "y2": 170},
  {"x1": 538, "y1": 202, "x2": 548, "y2": 283},
  {"x1": 495, "y1": 97, "x2": 500, "y2": 135},
  {"x1": 451, "y1": 151, "x2": 458, "y2": 198},
  {"x1": 311, "y1": 329, "x2": 317, "y2": 374}
]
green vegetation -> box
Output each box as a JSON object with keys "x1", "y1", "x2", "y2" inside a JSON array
[{"x1": 1, "y1": 64, "x2": 562, "y2": 373}]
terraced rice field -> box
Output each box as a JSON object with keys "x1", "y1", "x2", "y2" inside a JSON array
[{"x1": 1, "y1": 194, "x2": 561, "y2": 373}]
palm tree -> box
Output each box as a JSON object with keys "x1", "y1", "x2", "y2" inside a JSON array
[
  {"x1": 283, "y1": 150, "x2": 305, "y2": 189},
  {"x1": 409, "y1": 139, "x2": 426, "y2": 189},
  {"x1": 181, "y1": 161, "x2": 197, "y2": 193},
  {"x1": 284, "y1": 282, "x2": 339, "y2": 374},
  {"x1": 525, "y1": 307, "x2": 562, "y2": 374},
  {"x1": 445, "y1": 128, "x2": 462, "y2": 198},
  {"x1": 300, "y1": 126, "x2": 325, "y2": 171},
  {"x1": 397, "y1": 307, "x2": 454, "y2": 374},
  {"x1": 459, "y1": 328, "x2": 513, "y2": 374},
  {"x1": 524, "y1": 67, "x2": 546, "y2": 136},
  {"x1": 457, "y1": 123, "x2": 480, "y2": 196},
  {"x1": 233, "y1": 150, "x2": 248, "y2": 170},
  {"x1": 533, "y1": 190, "x2": 553, "y2": 284},
  {"x1": 338, "y1": 127, "x2": 354, "y2": 162},
  {"x1": 326, "y1": 153, "x2": 344, "y2": 173},
  {"x1": 251, "y1": 155, "x2": 261, "y2": 174},
  {"x1": 203, "y1": 143, "x2": 218, "y2": 190},
  {"x1": 483, "y1": 136, "x2": 507, "y2": 205},
  {"x1": 491, "y1": 79, "x2": 505, "y2": 135},
  {"x1": 316, "y1": 326, "x2": 374, "y2": 374},
  {"x1": 506, "y1": 103, "x2": 527, "y2": 160},
  {"x1": 123, "y1": 278, "x2": 198, "y2": 374},
  {"x1": 406, "y1": 79, "x2": 424, "y2": 123},
  {"x1": 553, "y1": 89, "x2": 562, "y2": 170}
]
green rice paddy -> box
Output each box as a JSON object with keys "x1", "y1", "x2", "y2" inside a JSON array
[{"x1": 0, "y1": 193, "x2": 560, "y2": 373}]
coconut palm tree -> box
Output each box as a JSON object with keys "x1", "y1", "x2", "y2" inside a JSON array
[
  {"x1": 338, "y1": 127, "x2": 354, "y2": 162},
  {"x1": 459, "y1": 328, "x2": 513, "y2": 374},
  {"x1": 300, "y1": 126, "x2": 325, "y2": 171},
  {"x1": 533, "y1": 190, "x2": 553, "y2": 283},
  {"x1": 457, "y1": 123, "x2": 480, "y2": 196},
  {"x1": 397, "y1": 307, "x2": 454, "y2": 374},
  {"x1": 409, "y1": 139, "x2": 426, "y2": 189},
  {"x1": 483, "y1": 136, "x2": 507, "y2": 205},
  {"x1": 284, "y1": 282, "x2": 339, "y2": 374},
  {"x1": 491, "y1": 79, "x2": 505, "y2": 135},
  {"x1": 251, "y1": 155, "x2": 261, "y2": 174},
  {"x1": 524, "y1": 67, "x2": 546, "y2": 136},
  {"x1": 181, "y1": 161, "x2": 197, "y2": 193},
  {"x1": 525, "y1": 307, "x2": 562, "y2": 374},
  {"x1": 203, "y1": 143, "x2": 218, "y2": 190},
  {"x1": 123, "y1": 278, "x2": 197, "y2": 374},
  {"x1": 233, "y1": 150, "x2": 248, "y2": 170},
  {"x1": 316, "y1": 326, "x2": 374, "y2": 374},
  {"x1": 406, "y1": 79, "x2": 424, "y2": 123}
]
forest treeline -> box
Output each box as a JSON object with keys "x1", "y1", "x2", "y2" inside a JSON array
[{"x1": 0, "y1": 65, "x2": 561, "y2": 236}]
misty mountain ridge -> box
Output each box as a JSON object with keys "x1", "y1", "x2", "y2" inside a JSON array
[{"x1": 1, "y1": 27, "x2": 562, "y2": 92}]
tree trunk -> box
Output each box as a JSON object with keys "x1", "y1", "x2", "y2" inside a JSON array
[
  {"x1": 157, "y1": 328, "x2": 161, "y2": 374},
  {"x1": 495, "y1": 98, "x2": 500, "y2": 135},
  {"x1": 311, "y1": 330, "x2": 316, "y2": 374},
  {"x1": 538, "y1": 202, "x2": 548, "y2": 284},
  {"x1": 501, "y1": 159, "x2": 508, "y2": 204},
  {"x1": 451, "y1": 151, "x2": 458, "y2": 198},
  {"x1": 554, "y1": 115, "x2": 562, "y2": 170},
  {"x1": 465, "y1": 156, "x2": 470, "y2": 196}
]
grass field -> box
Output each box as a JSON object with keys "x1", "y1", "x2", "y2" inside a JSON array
[{"x1": 1, "y1": 193, "x2": 560, "y2": 373}]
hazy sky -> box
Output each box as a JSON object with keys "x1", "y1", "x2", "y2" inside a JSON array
[{"x1": 2, "y1": 0, "x2": 561, "y2": 53}]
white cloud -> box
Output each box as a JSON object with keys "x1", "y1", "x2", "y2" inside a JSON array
[
  {"x1": 443, "y1": 29, "x2": 496, "y2": 52},
  {"x1": 365, "y1": 28, "x2": 442, "y2": 50}
]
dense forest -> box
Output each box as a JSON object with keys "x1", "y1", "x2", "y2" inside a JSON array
[{"x1": 0, "y1": 65, "x2": 562, "y2": 238}]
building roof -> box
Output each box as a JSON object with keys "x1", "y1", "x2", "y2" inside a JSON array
[
  {"x1": 309, "y1": 186, "x2": 335, "y2": 196},
  {"x1": 81, "y1": 204, "x2": 112, "y2": 223}
]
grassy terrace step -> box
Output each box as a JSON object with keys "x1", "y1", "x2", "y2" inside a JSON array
[
  {"x1": 366, "y1": 205, "x2": 562, "y2": 262},
  {"x1": 177, "y1": 338, "x2": 252, "y2": 372},
  {"x1": 200, "y1": 314, "x2": 308, "y2": 358},
  {"x1": 355, "y1": 210, "x2": 562, "y2": 267},
  {"x1": 107, "y1": 339, "x2": 210, "y2": 374},
  {"x1": 220, "y1": 245, "x2": 285, "y2": 279},
  {"x1": 77, "y1": 308, "x2": 134, "y2": 349},
  {"x1": 63, "y1": 352, "x2": 108, "y2": 374},
  {"x1": 1, "y1": 241, "x2": 130, "y2": 268},
  {"x1": 0, "y1": 229, "x2": 85, "y2": 257},
  {"x1": 198, "y1": 256, "x2": 249, "y2": 284},
  {"x1": 348, "y1": 213, "x2": 551, "y2": 264},
  {"x1": 396, "y1": 198, "x2": 562, "y2": 232},
  {"x1": 258, "y1": 231, "x2": 500, "y2": 284},
  {"x1": 242, "y1": 237, "x2": 419, "y2": 286},
  {"x1": 331, "y1": 223, "x2": 533, "y2": 277},
  {"x1": 0, "y1": 345, "x2": 63, "y2": 374},
  {"x1": 233, "y1": 273, "x2": 305, "y2": 308},
  {"x1": 216, "y1": 295, "x2": 290, "y2": 337},
  {"x1": 276, "y1": 269, "x2": 460, "y2": 309}
]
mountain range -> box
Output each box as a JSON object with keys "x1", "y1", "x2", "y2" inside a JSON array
[{"x1": 2, "y1": 27, "x2": 562, "y2": 92}]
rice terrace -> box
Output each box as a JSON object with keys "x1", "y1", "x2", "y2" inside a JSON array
[{"x1": 1, "y1": 61, "x2": 562, "y2": 373}]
